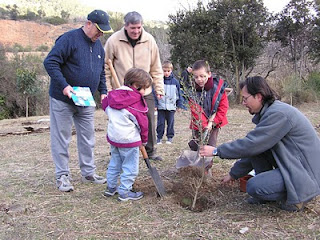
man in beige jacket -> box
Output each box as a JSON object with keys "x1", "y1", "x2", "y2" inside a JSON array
[{"x1": 104, "y1": 11, "x2": 164, "y2": 160}]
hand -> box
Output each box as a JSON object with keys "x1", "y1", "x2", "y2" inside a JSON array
[
  {"x1": 221, "y1": 174, "x2": 235, "y2": 185},
  {"x1": 63, "y1": 85, "x2": 75, "y2": 99},
  {"x1": 176, "y1": 108, "x2": 182, "y2": 113},
  {"x1": 100, "y1": 94, "x2": 107, "y2": 103},
  {"x1": 199, "y1": 145, "x2": 215, "y2": 157},
  {"x1": 187, "y1": 67, "x2": 192, "y2": 73}
]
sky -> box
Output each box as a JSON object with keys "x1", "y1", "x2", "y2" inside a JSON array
[{"x1": 79, "y1": 0, "x2": 291, "y2": 21}]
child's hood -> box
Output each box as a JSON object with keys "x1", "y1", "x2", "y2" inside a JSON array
[{"x1": 102, "y1": 86, "x2": 148, "y2": 111}]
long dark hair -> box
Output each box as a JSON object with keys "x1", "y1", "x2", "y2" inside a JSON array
[{"x1": 239, "y1": 76, "x2": 279, "y2": 104}]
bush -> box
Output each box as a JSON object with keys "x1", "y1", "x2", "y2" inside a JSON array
[
  {"x1": 280, "y1": 75, "x2": 317, "y2": 104},
  {"x1": 0, "y1": 45, "x2": 49, "y2": 119},
  {"x1": 44, "y1": 16, "x2": 68, "y2": 25},
  {"x1": 36, "y1": 45, "x2": 49, "y2": 52},
  {"x1": 306, "y1": 72, "x2": 320, "y2": 96},
  {"x1": 0, "y1": 95, "x2": 10, "y2": 120}
]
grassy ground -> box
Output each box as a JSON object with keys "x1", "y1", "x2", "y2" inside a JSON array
[{"x1": 0, "y1": 102, "x2": 320, "y2": 239}]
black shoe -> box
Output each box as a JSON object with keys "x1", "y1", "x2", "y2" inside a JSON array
[
  {"x1": 149, "y1": 155, "x2": 163, "y2": 161},
  {"x1": 246, "y1": 197, "x2": 268, "y2": 205}
]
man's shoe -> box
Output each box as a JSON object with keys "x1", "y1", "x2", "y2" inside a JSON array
[
  {"x1": 166, "y1": 138, "x2": 172, "y2": 144},
  {"x1": 157, "y1": 139, "x2": 162, "y2": 145},
  {"x1": 103, "y1": 186, "x2": 118, "y2": 197},
  {"x1": 149, "y1": 155, "x2": 163, "y2": 161},
  {"x1": 82, "y1": 174, "x2": 106, "y2": 184},
  {"x1": 56, "y1": 175, "x2": 74, "y2": 192},
  {"x1": 118, "y1": 191, "x2": 144, "y2": 201},
  {"x1": 246, "y1": 197, "x2": 268, "y2": 205},
  {"x1": 280, "y1": 201, "x2": 306, "y2": 212}
]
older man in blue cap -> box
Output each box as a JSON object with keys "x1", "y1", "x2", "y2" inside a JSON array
[{"x1": 44, "y1": 10, "x2": 112, "y2": 192}]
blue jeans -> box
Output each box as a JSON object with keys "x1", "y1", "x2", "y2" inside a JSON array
[
  {"x1": 246, "y1": 168, "x2": 287, "y2": 202},
  {"x1": 106, "y1": 145, "x2": 139, "y2": 195},
  {"x1": 156, "y1": 110, "x2": 175, "y2": 140}
]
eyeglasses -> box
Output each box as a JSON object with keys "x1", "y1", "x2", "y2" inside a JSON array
[
  {"x1": 94, "y1": 23, "x2": 104, "y2": 34},
  {"x1": 242, "y1": 94, "x2": 252, "y2": 103}
]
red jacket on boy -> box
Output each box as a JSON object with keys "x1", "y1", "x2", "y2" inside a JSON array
[{"x1": 189, "y1": 76, "x2": 229, "y2": 131}]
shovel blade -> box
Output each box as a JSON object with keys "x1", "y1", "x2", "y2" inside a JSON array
[
  {"x1": 140, "y1": 145, "x2": 166, "y2": 197},
  {"x1": 148, "y1": 164, "x2": 166, "y2": 198}
]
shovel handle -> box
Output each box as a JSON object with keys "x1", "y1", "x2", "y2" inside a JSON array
[
  {"x1": 140, "y1": 145, "x2": 149, "y2": 159},
  {"x1": 139, "y1": 145, "x2": 152, "y2": 169},
  {"x1": 107, "y1": 59, "x2": 121, "y2": 89}
]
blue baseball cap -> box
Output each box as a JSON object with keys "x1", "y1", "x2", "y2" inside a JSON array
[{"x1": 87, "y1": 10, "x2": 112, "y2": 33}]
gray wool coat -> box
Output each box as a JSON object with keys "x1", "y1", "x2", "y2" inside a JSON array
[{"x1": 217, "y1": 100, "x2": 320, "y2": 204}]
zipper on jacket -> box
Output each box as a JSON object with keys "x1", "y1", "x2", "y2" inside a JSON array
[
  {"x1": 132, "y1": 47, "x2": 135, "y2": 67},
  {"x1": 90, "y1": 45, "x2": 93, "y2": 72}
]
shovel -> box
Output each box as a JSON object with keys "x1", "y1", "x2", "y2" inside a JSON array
[{"x1": 140, "y1": 145, "x2": 166, "y2": 198}]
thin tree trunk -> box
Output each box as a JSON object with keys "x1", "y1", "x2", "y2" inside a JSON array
[{"x1": 26, "y1": 96, "x2": 29, "y2": 118}]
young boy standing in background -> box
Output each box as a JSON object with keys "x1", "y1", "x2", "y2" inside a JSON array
[{"x1": 156, "y1": 60, "x2": 185, "y2": 144}]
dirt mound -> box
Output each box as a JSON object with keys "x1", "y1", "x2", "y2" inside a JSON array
[{"x1": 0, "y1": 19, "x2": 79, "y2": 49}]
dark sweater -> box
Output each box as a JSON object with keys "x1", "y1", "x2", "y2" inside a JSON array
[{"x1": 44, "y1": 28, "x2": 107, "y2": 104}]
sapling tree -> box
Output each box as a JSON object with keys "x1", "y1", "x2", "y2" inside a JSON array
[
  {"x1": 180, "y1": 71, "x2": 213, "y2": 210},
  {"x1": 16, "y1": 68, "x2": 39, "y2": 118}
]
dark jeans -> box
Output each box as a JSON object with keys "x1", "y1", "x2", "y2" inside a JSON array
[
  {"x1": 156, "y1": 110, "x2": 175, "y2": 140},
  {"x1": 144, "y1": 93, "x2": 156, "y2": 157}
]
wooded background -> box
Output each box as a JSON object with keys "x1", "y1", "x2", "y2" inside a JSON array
[{"x1": 1, "y1": 0, "x2": 320, "y2": 119}]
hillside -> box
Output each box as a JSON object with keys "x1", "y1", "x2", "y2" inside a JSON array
[{"x1": 0, "y1": 19, "x2": 79, "y2": 49}]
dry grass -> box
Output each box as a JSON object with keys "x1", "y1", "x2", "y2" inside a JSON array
[{"x1": 0, "y1": 103, "x2": 320, "y2": 239}]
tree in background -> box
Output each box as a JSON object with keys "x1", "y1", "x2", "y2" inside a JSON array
[
  {"x1": 168, "y1": 0, "x2": 269, "y2": 101},
  {"x1": 168, "y1": 2, "x2": 225, "y2": 73},
  {"x1": 273, "y1": 0, "x2": 315, "y2": 78},
  {"x1": 310, "y1": 0, "x2": 320, "y2": 63},
  {"x1": 16, "y1": 68, "x2": 39, "y2": 118}
]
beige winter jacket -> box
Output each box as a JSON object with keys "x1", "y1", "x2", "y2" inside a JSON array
[{"x1": 104, "y1": 27, "x2": 164, "y2": 96}]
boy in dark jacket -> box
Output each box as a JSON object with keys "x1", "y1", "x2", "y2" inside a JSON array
[{"x1": 156, "y1": 61, "x2": 185, "y2": 144}]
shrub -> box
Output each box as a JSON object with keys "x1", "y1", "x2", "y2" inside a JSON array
[
  {"x1": 280, "y1": 75, "x2": 317, "y2": 104},
  {"x1": 44, "y1": 16, "x2": 68, "y2": 25},
  {"x1": 36, "y1": 45, "x2": 49, "y2": 52},
  {"x1": 306, "y1": 72, "x2": 320, "y2": 97},
  {"x1": 0, "y1": 95, "x2": 10, "y2": 120}
]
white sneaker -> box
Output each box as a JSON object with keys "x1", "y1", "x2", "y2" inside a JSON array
[
  {"x1": 81, "y1": 174, "x2": 106, "y2": 184},
  {"x1": 56, "y1": 175, "x2": 74, "y2": 192},
  {"x1": 166, "y1": 141, "x2": 172, "y2": 144}
]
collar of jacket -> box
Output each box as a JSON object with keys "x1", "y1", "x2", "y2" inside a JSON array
[
  {"x1": 164, "y1": 72, "x2": 174, "y2": 81},
  {"x1": 252, "y1": 101, "x2": 273, "y2": 124},
  {"x1": 119, "y1": 27, "x2": 148, "y2": 44},
  {"x1": 80, "y1": 27, "x2": 96, "y2": 43},
  {"x1": 195, "y1": 76, "x2": 214, "y2": 91}
]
